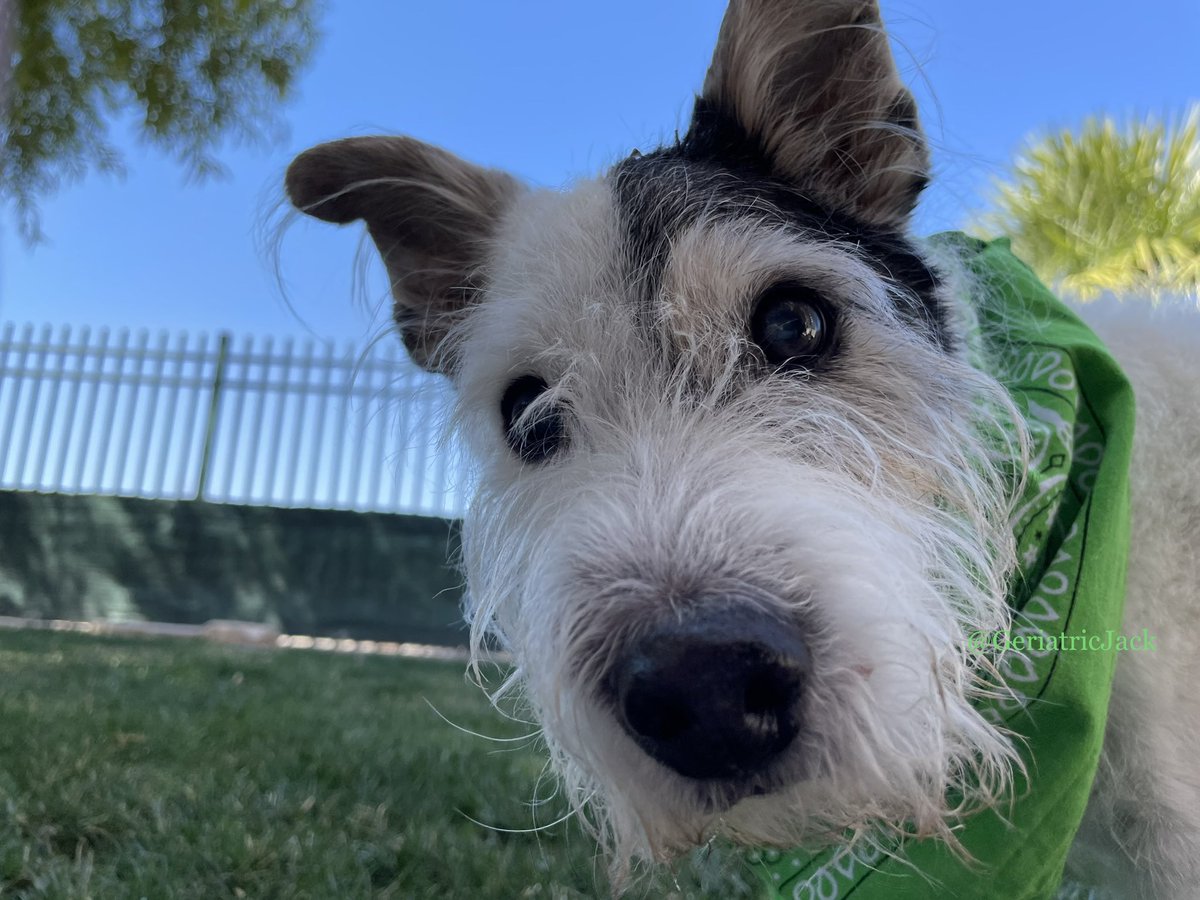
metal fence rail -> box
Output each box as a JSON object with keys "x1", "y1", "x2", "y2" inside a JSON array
[{"x1": 0, "y1": 322, "x2": 467, "y2": 517}]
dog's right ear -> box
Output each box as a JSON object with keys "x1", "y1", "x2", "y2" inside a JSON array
[{"x1": 286, "y1": 137, "x2": 521, "y2": 373}]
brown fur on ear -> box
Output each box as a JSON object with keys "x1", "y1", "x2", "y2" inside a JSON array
[
  {"x1": 699, "y1": 0, "x2": 929, "y2": 227},
  {"x1": 286, "y1": 137, "x2": 521, "y2": 373}
]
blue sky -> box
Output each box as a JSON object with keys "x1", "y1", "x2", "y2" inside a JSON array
[{"x1": 2, "y1": 0, "x2": 1197, "y2": 344}]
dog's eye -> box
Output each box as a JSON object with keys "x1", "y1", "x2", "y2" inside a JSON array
[
  {"x1": 500, "y1": 375, "x2": 567, "y2": 464},
  {"x1": 750, "y1": 283, "x2": 834, "y2": 369}
]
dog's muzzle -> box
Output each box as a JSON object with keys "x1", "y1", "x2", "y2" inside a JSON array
[{"x1": 607, "y1": 608, "x2": 810, "y2": 780}]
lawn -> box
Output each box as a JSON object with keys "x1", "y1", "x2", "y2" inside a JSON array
[{"x1": 0, "y1": 631, "x2": 764, "y2": 899}]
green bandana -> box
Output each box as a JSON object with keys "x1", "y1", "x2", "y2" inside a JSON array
[{"x1": 751, "y1": 234, "x2": 1136, "y2": 900}]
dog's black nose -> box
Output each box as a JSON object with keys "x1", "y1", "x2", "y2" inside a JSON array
[{"x1": 609, "y1": 609, "x2": 809, "y2": 780}]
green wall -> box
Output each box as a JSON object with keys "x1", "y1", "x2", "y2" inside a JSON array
[{"x1": 0, "y1": 491, "x2": 467, "y2": 646}]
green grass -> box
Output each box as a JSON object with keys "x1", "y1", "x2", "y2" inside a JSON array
[{"x1": 0, "y1": 631, "x2": 763, "y2": 899}]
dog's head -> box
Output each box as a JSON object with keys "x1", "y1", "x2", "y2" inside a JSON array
[{"x1": 288, "y1": 0, "x2": 1022, "y2": 875}]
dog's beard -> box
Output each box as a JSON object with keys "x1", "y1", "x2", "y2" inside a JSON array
[{"x1": 459, "y1": 345, "x2": 1027, "y2": 881}]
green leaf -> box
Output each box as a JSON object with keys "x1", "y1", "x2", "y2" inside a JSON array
[{"x1": 1, "y1": 0, "x2": 324, "y2": 240}]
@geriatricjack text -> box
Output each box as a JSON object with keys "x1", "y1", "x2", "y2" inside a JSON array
[{"x1": 967, "y1": 628, "x2": 1157, "y2": 653}]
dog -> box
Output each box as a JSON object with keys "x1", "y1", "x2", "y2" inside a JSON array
[{"x1": 285, "y1": 1, "x2": 1200, "y2": 896}]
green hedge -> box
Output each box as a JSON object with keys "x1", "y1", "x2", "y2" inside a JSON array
[{"x1": 0, "y1": 491, "x2": 466, "y2": 645}]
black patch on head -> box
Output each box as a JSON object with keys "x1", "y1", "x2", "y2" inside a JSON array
[
  {"x1": 611, "y1": 98, "x2": 951, "y2": 354},
  {"x1": 678, "y1": 97, "x2": 777, "y2": 178}
]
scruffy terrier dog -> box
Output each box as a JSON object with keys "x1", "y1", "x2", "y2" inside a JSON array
[{"x1": 287, "y1": 1, "x2": 1200, "y2": 896}]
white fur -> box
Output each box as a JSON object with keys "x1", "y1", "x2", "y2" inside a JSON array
[
  {"x1": 1065, "y1": 299, "x2": 1200, "y2": 900},
  {"x1": 454, "y1": 184, "x2": 1031, "y2": 878}
]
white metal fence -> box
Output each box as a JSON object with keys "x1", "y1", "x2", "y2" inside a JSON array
[{"x1": 0, "y1": 322, "x2": 467, "y2": 517}]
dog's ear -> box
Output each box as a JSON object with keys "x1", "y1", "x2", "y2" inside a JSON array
[
  {"x1": 286, "y1": 137, "x2": 521, "y2": 373},
  {"x1": 694, "y1": 0, "x2": 929, "y2": 228}
]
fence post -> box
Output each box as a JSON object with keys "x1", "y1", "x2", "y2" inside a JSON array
[{"x1": 195, "y1": 333, "x2": 230, "y2": 501}]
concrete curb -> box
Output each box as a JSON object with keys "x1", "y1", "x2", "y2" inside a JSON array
[{"x1": 0, "y1": 615, "x2": 497, "y2": 664}]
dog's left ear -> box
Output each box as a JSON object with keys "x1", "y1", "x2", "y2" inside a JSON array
[{"x1": 694, "y1": 0, "x2": 929, "y2": 228}]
